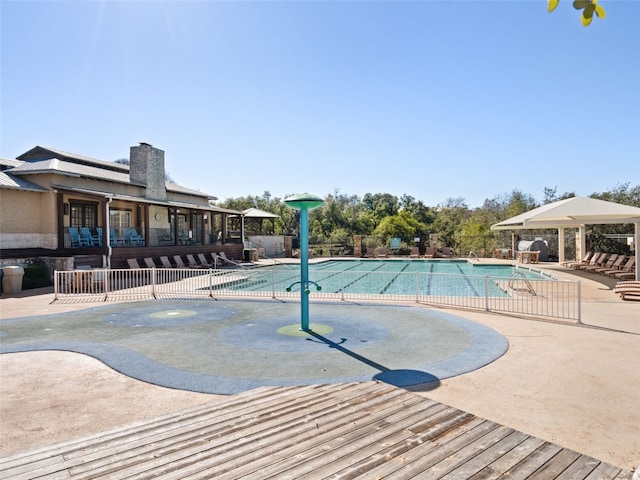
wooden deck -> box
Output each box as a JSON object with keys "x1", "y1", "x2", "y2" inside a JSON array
[{"x1": 0, "y1": 382, "x2": 632, "y2": 479}]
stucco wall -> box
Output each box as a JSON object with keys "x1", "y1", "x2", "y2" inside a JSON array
[
  {"x1": 247, "y1": 235, "x2": 286, "y2": 257},
  {"x1": 0, "y1": 188, "x2": 56, "y2": 248}
]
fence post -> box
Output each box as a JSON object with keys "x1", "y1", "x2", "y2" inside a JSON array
[
  {"x1": 577, "y1": 280, "x2": 582, "y2": 324},
  {"x1": 104, "y1": 269, "x2": 109, "y2": 301},
  {"x1": 54, "y1": 271, "x2": 59, "y2": 300},
  {"x1": 341, "y1": 271, "x2": 345, "y2": 301},
  {"x1": 209, "y1": 269, "x2": 214, "y2": 298},
  {"x1": 485, "y1": 275, "x2": 490, "y2": 312},
  {"x1": 415, "y1": 271, "x2": 419, "y2": 303},
  {"x1": 151, "y1": 267, "x2": 156, "y2": 299},
  {"x1": 272, "y1": 267, "x2": 276, "y2": 299}
]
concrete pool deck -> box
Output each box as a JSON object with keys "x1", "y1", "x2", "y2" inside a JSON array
[{"x1": 0, "y1": 261, "x2": 639, "y2": 470}]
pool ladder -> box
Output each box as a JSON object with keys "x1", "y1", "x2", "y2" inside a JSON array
[
  {"x1": 508, "y1": 271, "x2": 537, "y2": 296},
  {"x1": 468, "y1": 251, "x2": 480, "y2": 262}
]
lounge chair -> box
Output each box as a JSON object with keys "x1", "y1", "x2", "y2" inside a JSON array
[
  {"x1": 441, "y1": 247, "x2": 452, "y2": 258},
  {"x1": 364, "y1": 248, "x2": 376, "y2": 258},
  {"x1": 185, "y1": 254, "x2": 203, "y2": 268},
  {"x1": 127, "y1": 258, "x2": 141, "y2": 269},
  {"x1": 424, "y1": 247, "x2": 436, "y2": 258},
  {"x1": 377, "y1": 247, "x2": 388, "y2": 258},
  {"x1": 197, "y1": 253, "x2": 213, "y2": 267},
  {"x1": 582, "y1": 254, "x2": 618, "y2": 272},
  {"x1": 409, "y1": 247, "x2": 420, "y2": 258},
  {"x1": 173, "y1": 255, "x2": 188, "y2": 268},
  {"x1": 605, "y1": 257, "x2": 635, "y2": 277},
  {"x1": 159, "y1": 256, "x2": 174, "y2": 268},
  {"x1": 594, "y1": 255, "x2": 626, "y2": 275},
  {"x1": 613, "y1": 282, "x2": 640, "y2": 300},
  {"x1": 217, "y1": 251, "x2": 253, "y2": 268},
  {"x1": 144, "y1": 257, "x2": 158, "y2": 268},
  {"x1": 562, "y1": 251, "x2": 592, "y2": 268},
  {"x1": 573, "y1": 252, "x2": 607, "y2": 270}
]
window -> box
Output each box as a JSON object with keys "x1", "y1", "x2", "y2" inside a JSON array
[
  {"x1": 70, "y1": 202, "x2": 98, "y2": 228},
  {"x1": 109, "y1": 209, "x2": 132, "y2": 229}
]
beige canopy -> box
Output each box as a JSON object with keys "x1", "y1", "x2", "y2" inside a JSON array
[{"x1": 491, "y1": 196, "x2": 639, "y2": 280}]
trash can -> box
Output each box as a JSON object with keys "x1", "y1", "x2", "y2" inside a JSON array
[
  {"x1": 243, "y1": 249, "x2": 251, "y2": 262},
  {"x1": 2, "y1": 266, "x2": 25, "y2": 294}
]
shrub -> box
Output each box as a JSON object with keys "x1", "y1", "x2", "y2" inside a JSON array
[{"x1": 22, "y1": 261, "x2": 51, "y2": 289}]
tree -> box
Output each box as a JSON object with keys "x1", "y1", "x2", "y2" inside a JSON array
[
  {"x1": 374, "y1": 211, "x2": 427, "y2": 245},
  {"x1": 548, "y1": 0, "x2": 606, "y2": 27},
  {"x1": 543, "y1": 186, "x2": 576, "y2": 204}
]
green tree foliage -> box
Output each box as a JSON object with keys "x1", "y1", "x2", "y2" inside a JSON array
[
  {"x1": 362, "y1": 193, "x2": 400, "y2": 230},
  {"x1": 374, "y1": 210, "x2": 427, "y2": 245},
  {"x1": 431, "y1": 198, "x2": 470, "y2": 251},
  {"x1": 216, "y1": 184, "x2": 638, "y2": 257},
  {"x1": 587, "y1": 183, "x2": 640, "y2": 255}
]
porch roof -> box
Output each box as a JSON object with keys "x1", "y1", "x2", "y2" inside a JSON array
[
  {"x1": 9, "y1": 156, "x2": 216, "y2": 200},
  {"x1": 0, "y1": 171, "x2": 49, "y2": 192},
  {"x1": 51, "y1": 184, "x2": 242, "y2": 215}
]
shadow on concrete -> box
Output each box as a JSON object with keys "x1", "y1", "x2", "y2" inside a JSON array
[{"x1": 306, "y1": 330, "x2": 441, "y2": 391}]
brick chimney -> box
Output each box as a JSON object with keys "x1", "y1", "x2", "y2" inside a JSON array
[{"x1": 129, "y1": 142, "x2": 167, "y2": 200}]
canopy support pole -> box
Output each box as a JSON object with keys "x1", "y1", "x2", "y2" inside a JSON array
[
  {"x1": 635, "y1": 222, "x2": 639, "y2": 281},
  {"x1": 558, "y1": 228, "x2": 565, "y2": 264}
]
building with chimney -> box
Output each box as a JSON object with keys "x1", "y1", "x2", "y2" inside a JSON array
[{"x1": 0, "y1": 144, "x2": 244, "y2": 270}]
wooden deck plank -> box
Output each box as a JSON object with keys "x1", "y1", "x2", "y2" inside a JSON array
[
  {"x1": 72, "y1": 383, "x2": 413, "y2": 480},
  {"x1": 436, "y1": 430, "x2": 531, "y2": 479},
  {"x1": 324, "y1": 411, "x2": 480, "y2": 480},
  {"x1": 465, "y1": 436, "x2": 547, "y2": 480},
  {"x1": 256, "y1": 402, "x2": 459, "y2": 479},
  {"x1": 0, "y1": 382, "x2": 633, "y2": 480},
  {"x1": 493, "y1": 442, "x2": 565, "y2": 480},
  {"x1": 69, "y1": 383, "x2": 400, "y2": 480},
  {"x1": 194, "y1": 389, "x2": 439, "y2": 480},
  {"x1": 0, "y1": 385, "x2": 284, "y2": 472},
  {"x1": 0, "y1": 384, "x2": 332, "y2": 479},
  {"x1": 526, "y1": 448, "x2": 583, "y2": 479},
  {"x1": 394, "y1": 424, "x2": 516, "y2": 479},
  {"x1": 15, "y1": 385, "x2": 333, "y2": 479},
  {"x1": 347, "y1": 419, "x2": 499, "y2": 479},
  {"x1": 584, "y1": 463, "x2": 631, "y2": 480},
  {"x1": 554, "y1": 454, "x2": 606, "y2": 479}
]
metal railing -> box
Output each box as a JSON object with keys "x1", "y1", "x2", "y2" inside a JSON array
[{"x1": 54, "y1": 267, "x2": 581, "y2": 322}]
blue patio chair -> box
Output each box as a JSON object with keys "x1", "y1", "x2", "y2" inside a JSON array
[
  {"x1": 109, "y1": 228, "x2": 125, "y2": 246},
  {"x1": 81, "y1": 227, "x2": 99, "y2": 247},
  {"x1": 95, "y1": 227, "x2": 103, "y2": 247},
  {"x1": 69, "y1": 227, "x2": 90, "y2": 248},
  {"x1": 125, "y1": 228, "x2": 144, "y2": 246}
]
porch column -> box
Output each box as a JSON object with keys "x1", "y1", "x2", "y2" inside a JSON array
[
  {"x1": 173, "y1": 209, "x2": 180, "y2": 246},
  {"x1": 558, "y1": 228, "x2": 565, "y2": 264},
  {"x1": 578, "y1": 225, "x2": 587, "y2": 263},
  {"x1": 241, "y1": 215, "x2": 246, "y2": 247}
]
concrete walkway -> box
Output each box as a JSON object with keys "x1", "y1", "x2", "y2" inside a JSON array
[{"x1": 0, "y1": 263, "x2": 638, "y2": 471}]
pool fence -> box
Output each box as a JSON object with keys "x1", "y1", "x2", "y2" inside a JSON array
[{"x1": 54, "y1": 267, "x2": 581, "y2": 323}]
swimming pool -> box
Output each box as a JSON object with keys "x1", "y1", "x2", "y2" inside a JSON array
[{"x1": 223, "y1": 259, "x2": 550, "y2": 298}]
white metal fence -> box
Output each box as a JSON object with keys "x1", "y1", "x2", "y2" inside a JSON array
[{"x1": 54, "y1": 267, "x2": 581, "y2": 322}]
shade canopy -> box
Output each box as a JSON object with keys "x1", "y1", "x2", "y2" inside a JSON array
[
  {"x1": 491, "y1": 196, "x2": 639, "y2": 280},
  {"x1": 490, "y1": 196, "x2": 640, "y2": 230},
  {"x1": 241, "y1": 208, "x2": 280, "y2": 219}
]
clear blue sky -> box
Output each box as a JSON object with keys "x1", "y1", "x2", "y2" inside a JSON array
[{"x1": 2, "y1": 0, "x2": 639, "y2": 207}]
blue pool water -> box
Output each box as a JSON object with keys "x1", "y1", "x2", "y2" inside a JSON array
[{"x1": 224, "y1": 259, "x2": 548, "y2": 297}]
